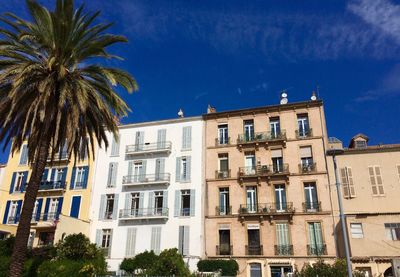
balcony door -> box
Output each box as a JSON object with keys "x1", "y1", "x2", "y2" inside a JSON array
[
  {"x1": 133, "y1": 162, "x2": 143, "y2": 182},
  {"x1": 48, "y1": 198, "x2": 59, "y2": 220},
  {"x1": 218, "y1": 124, "x2": 228, "y2": 145},
  {"x1": 269, "y1": 117, "x2": 281, "y2": 138},
  {"x1": 244, "y1": 120, "x2": 254, "y2": 142},
  {"x1": 131, "y1": 193, "x2": 140, "y2": 216},
  {"x1": 271, "y1": 149, "x2": 283, "y2": 173},
  {"x1": 219, "y1": 188, "x2": 229, "y2": 215},
  {"x1": 246, "y1": 186, "x2": 257, "y2": 213},
  {"x1": 297, "y1": 115, "x2": 309, "y2": 137},
  {"x1": 247, "y1": 228, "x2": 260, "y2": 255},
  {"x1": 219, "y1": 229, "x2": 231, "y2": 255},
  {"x1": 250, "y1": 263, "x2": 262, "y2": 277},
  {"x1": 154, "y1": 191, "x2": 163, "y2": 215},
  {"x1": 308, "y1": 222, "x2": 324, "y2": 255},
  {"x1": 245, "y1": 153, "x2": 256, "y2": 175},
  {"x1": 274, "y1": 184, "x2": 287, "y2": 212},
  {"x1": 304, "y1": 183, "x2": 318, "y2": 210}
]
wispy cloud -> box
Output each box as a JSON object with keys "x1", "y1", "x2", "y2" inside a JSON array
[
  {"x1": 91, "y1": 0, "x2": 400, "y2": 62},
  {"x1": 355, "y1": 64, "x2": 400, "y2": 102}
]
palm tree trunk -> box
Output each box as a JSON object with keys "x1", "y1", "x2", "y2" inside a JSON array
[{"x1": 9, "y1": 137, "x2": 51, "y2": 277}]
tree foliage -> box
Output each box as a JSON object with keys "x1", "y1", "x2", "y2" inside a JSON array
[
  {"x1": 197, "y1": 259, "x2": 239, "y2": 276},
  {"x1": 120, "y1": 248, "x2": 190, "y2": 276},
  {"x1": 55, "y1": 233, "x2": 100, "y2": 261},
  {"x1": 295, "y1": 259, "x2": 365, "y2": 277}
]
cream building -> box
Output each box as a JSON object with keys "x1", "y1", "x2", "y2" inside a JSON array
[
  {"x1": 0, "y1": 144, "x2": 94, "y2": 246},
  {"x1": 204, "y1": 96, "x2": 336, "y2": 277},
  {"x1": 327, "y1": 135, "x2": 400, "y2": 277}
]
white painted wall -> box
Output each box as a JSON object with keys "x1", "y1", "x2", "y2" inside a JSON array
[{"x1": 89, "y1": 117, "x2": 204, "y2": 273}]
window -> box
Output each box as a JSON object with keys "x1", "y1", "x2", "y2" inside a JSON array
[
  {"x1": 19, "y1": 145, "x2": 28, "y2": 165},
  {"x1": 271, "y1": 149, "x2": 283, "y2": 173},
  {"x1": 307, "y1": 222, "x2": 325, "y2": 255},
  {"x1": 304, "y1": 183, "x2": 319, "y2": 211},
  {"x1": 250, "y1": 263, "x2": 262, "y2": 277},
  {"x1": 355, "y1": 267, "x2": 372, "y2": 277},
  {"x1": 243, "y1": 120, "x2": 255, "y2": 142},
  {"x1": 246, "y1": 186, "x2": 257, "y2": 213},
  {"x1": 32, "y1": 200, "x2": 40, "y2": 220},
  {"x1": 300, "y1": 146, "x2": 314, "y2": 172},
  {"x1": 178, "y1": 226, "x2": 190, "y2": 256},
  {"x1": 354, "y1": 140, "x2": 367, "y2": 149},
  {"x1": 350, "y1": 223, "x2": 364, "y2": 239},
  {"x1": 101, "y1": 229, "x2": 112, "y2": 256},
  {"x1": 15, "y1": 172, "x2": 26, "y2": 192},
  {"x1": 368, "y1": 166, "x2": 384, "y2": 195},
  {"x1": 218, "y1": 153, "x2": 229, "y2": 178},
  {"x1": 247, "y1": 227, "x2": 261, "y2": 255},
  {"x1": 340, "y1": 167, "x2": 356, "y2": 198},
  {"x1": 274, "y1": 184, "x2": 287, "y2": 212},
  {"x1": 385, "y1": 223, "x2": 400, "y2": 240},
  {"x1": 154, "y1": 191, "x2": 164, "y2": 215},
  {"x1": 7, "y1": 201, "x2": 19, "y2": 224},
  {"x1": 218, "y1": 188, "x2": 230, "y2": 215},
  {"x1": 54, "y1": 168, "x2": 64, "y2": 183},
  {"x1": 244, "y1": 152, "x2": 256, "y2": 175},
  {"x1": 151, "y1": 226, "x2": 161, "y2": 254},
  {"x1": 218, "y1": 227, "x2": 231, "y2": 255},
  {"x1": 105, "y1": 194, "x2": 115, "y2": 219},
  {"x1": 107, "y1": 162, "x2": 118, "y2": 187},
  {"x1": 182, "y1": 126, "x2": 192, "y2": 150},
  {"x1": 181, "y1": 190, "x2": 191, "y2": 216},
  {"x1": 276, "y1": 223, "x2": 291, "y2": 255},
  {"x1": 133, "y1": 162, "x2": 144, "y2": 182},
  {"x1": 47, "y1": 198, "x2": 59, "y2": 220},
  {"x1": 297, "y1": 114, "x2": 310, "y2": 137},
  {"x1": 269, "y1": 117, "x2": 281, "y2": 138},
  {"x1": 176, "y1": 156, "x2": 191, "y2": 182},
  {"x1": 218, "y1": 124, "x2": 229, "y2": 145},
  {"x1": 74, "y1": 167, "x2": 86, "y2": 189},
  {"x1": 110, "y1": 135, "x2": 120, "y2": 156}
]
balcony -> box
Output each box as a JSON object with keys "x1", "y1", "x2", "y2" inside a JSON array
[
  {"x1": 38, "y1": 181, "x2": 66, "y2": 192},
  {"x1": 237, "y1": 132, "x2": 268, "y2": 144},
  {"x1": 125, "y1": 141, "x2": 172, "y2": 156},
  {"x1": 299, "y1": 163, "x2": 317, "y2": 174},
  {"x1": 307, "y1": 244, "x2": 327, "y2": 256},
  {"x1": 122, "y1": 173, "x2": 170, "y2": 186},
  {"x1": 239, "y1": 202, "x2": 294, "y2": 215},
  {"x1": 119, "y1": 207, "x2": 169, "y2": 220},
  {"x1": 215, "y1": 206, "x2": 232, "y2": 216},
  {"x1": 216, "y1": 244, "x2": 233, "y2": 255},
  {"x1": 238, "y1": 164, "x2": 289, "y2": 183},
  {"x1": 302, "y1": 201, "x2": 322, "y2": 212},
  {"x1": 245, "y1": 245, "x2": 263, "y2": 255},
  {"x1": 215, "y1": 170, "x2": 231, "y2": 179},
  {"x1": 274, "y1": 245, "x2": 294, "y2": 256},
  {"x1": 47, "y1": 152, "x2": 68, "y2": 162},
  {"x1": 215, "y1": 137, "x2": 231, "y2": 147},
  {"x1": 295, "y1": 128, "x2": 313, "y2": 139},
  {"x1": 266, "y1": 130, "x2": 287, "y2": 142},
  {"x1": 31, "y1": 212, "x2": 61, "y2": 223}
]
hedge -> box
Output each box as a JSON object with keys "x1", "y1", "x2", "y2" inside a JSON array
[{"x1": 197, "y1": 259, "x2": 239, "y2": 276}]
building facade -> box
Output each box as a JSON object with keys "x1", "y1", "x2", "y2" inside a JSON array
[
  {"x1": 327, "y1": 135, "x2": 400, "y2": 277},
  {"x1": 204, "y1": 99, "x2": 336, "y2": 277},
  {"x1": 89, "y1": 116, "x2": 204, "y2": 273},
  {"x1": 0, "y1": 144, "x2": 93, "y2": 246}
]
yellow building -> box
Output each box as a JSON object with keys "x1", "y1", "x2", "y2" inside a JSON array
[
  {"x1": 327, "y1": 134, "x2": 400, "y2": 277},
  {"x1": 0, "y1": 144, "x2": 94, "y2": 247}
]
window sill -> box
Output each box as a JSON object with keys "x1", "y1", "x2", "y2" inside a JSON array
[
  {"x1": 372, "y1": 194, "x2": 386, "y2": 197},
  {"x1": 181, "y1": 148, "x2": 192, "y2": 152}
]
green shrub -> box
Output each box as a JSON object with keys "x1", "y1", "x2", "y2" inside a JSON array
[
  {"x1": 0, "y1": 236, "x2": 15, "y2": 256},
  {"x1": 120, "y1": 250, "x2": 157, "y2": 274},
  {"x1": 197, "y1": 259, "x2": 239, "y2": 276},
  {"x1": 294, "y1": 259, "x2": 366, "y2": 277},
  {"x1": 148, "y1": 248, "x2": 190, "y2": 276},
  {"x1": 55, "y1": 233, "x2": 99, "y2": 261}
]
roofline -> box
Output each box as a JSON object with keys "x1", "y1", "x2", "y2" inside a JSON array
[
  {"x1": 202, "y1": 100, "x2": 323, "y2": 119},
  {"x1": 342, "y1": 144, "x2": 400, "y2": 154},
  {"x1": 118, "y1": 115, "x2": 203, "y2": 129}
]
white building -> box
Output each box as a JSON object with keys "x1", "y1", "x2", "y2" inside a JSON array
[{"x1": 89, "y1": 116, "x2": 204, "y2": 273}]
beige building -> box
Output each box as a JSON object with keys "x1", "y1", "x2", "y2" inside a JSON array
[
  {"x1": 204, "y1": 97, "x2": 336, "y2": 277},
  {"x1": 327, "y1": 135, "x2": 400, "y2": 277}
]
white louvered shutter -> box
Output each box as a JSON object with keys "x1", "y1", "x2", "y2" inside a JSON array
[
  {"x1": 368, "y1": 166, "x2": 378, "y2": 195},
  {"x1": 375, "y1": 166, "x2": 384, "y2": 195},
  {"x1": 125, "y1": 228, "x2": 137, "y2": 257}
]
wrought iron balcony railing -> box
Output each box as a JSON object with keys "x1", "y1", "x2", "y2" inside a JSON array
[
  {"x1": 47, "y1": 152, "x2": 68, "y2": 161},
  {"x1": 215, "y1": 206, "x2": 232, "y2": 216},
  {"x1": 215, "y1": 137, "x2": 231, "y2": 146},
  {"x1": 307, "y1": 244, "x2": 327, "y2": 256},
  {"x1": 39, "y1": 181, "x2": 66, "y2": 191},
  {"x1": 216, "y1": 244, "x2": 233, "y2": 255},
  {"x1": 302, "y1": 201, "x2": 322, "y2": 212},
  {"x1": 237, "y1": 132, "x2": 268, "y2": 144},
  {"x1": 122, "y1": 173, "x2": 171, "y2": 185},
  {"x1": 296, "y1": 128, "x2": 313, "y2": 139},
  {"x1": 215, "y1": 170, "x2": 231, "y2": 179},
  {"x1": 274, "y1": 244, "x2": 294, "y2": 256},
  {"x1": 125, "y1": 141, "x2": 172, "y2": 154},
  {"x1": 299, "y1": 162, "x2": 317, "y2": 173},
  {"x1": 245, "y1": 245, "x2": 263, "y2": 255},
  {"x1": 267, "y1": 130, "x2": 287, "y2": 141},
  {"x1": 238, "y1": 164, "x2": 289, "y2": 178},
  {"x1": 30, "y1": 212, "x2": 61, "y2": 223},
  {"x1": 119, "y1": 207, "x2": 169, "y2": 219},
  {"x1": 239, "y1": 202, "x2": 294, "y2": 214}
]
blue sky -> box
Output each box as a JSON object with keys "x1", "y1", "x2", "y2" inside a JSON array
[{"x1": 1, "y1": 0, "x2": 400, "y2": 163}]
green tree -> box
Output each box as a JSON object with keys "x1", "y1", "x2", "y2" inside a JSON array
[
  {"x1": 295, "y1": 259, "x2": 365, "y2": 277},
  {"x1": 0, "y1": 0, "x2": 137, "y2": 275},
  {"x1": 148, "y1": 248, "x2": 190, "y2": 276},
  {"x1": 55, "y1": 233, "x2": 100, "y2": 261},
  {"x1": 120, "y1": 250, "x2": 158, "y2": 275}
]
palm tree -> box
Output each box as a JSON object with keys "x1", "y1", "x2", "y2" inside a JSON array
[{"x1": 0, "y1": 0, "x2": 137, "y2": 275}]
